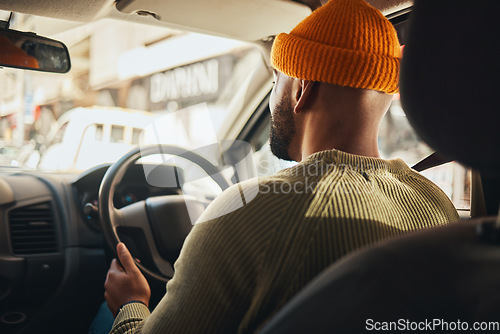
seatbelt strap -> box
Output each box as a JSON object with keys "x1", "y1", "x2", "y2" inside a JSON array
[{"x1": 411, "y1": 152, "x2": 453, "y2": 172}]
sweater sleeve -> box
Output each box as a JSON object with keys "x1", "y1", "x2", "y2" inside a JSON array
[
  {"x1": 109, "y1": 181, "x2": 265, "y2": 334},
  {"x1": 110, "y1": 302, "x2": 150, "y2": 334}
]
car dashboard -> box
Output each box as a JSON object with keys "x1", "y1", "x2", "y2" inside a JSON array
[{"x1": 0, "y1": 163, "x2": 182, "y2": 334}]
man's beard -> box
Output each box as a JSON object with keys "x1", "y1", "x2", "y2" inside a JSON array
[{"x1": 269, "y1": 97, "x2": 295, "y2": 162}]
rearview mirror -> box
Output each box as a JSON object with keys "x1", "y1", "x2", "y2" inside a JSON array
[{"x1": 0, "y1": 27, "x2": 71, "y2": 73}]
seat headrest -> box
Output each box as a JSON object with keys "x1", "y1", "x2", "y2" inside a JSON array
[{"x1": 400, "y1": 1, "x2": 499, "y2": 176}]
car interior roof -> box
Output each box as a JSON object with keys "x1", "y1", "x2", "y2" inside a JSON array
[{"x1": 0, "y1": 0, "x2": 413, "y2": 41}]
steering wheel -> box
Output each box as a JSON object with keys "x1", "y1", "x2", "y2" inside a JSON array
[{"x1": 98, "y1": 144, "x2": 231, "y2": 282}]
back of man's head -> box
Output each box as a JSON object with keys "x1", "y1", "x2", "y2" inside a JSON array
[{"x1": 271, "y1": 0, "x2": 401, "y2": 95}]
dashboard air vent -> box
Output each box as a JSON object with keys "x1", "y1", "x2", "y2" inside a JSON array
[{"x1": 9, "y1": 202, "x2": 58, "y2": 255}]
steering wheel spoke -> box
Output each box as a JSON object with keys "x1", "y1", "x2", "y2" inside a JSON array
[
  {"x1": 116, "y1": 200, "x2": 148, "y2": 229},
  {"x1": 99, "y1": 145, "x2": 230, "y2": 282}
]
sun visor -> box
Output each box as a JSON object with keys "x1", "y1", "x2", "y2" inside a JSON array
[{"x1": 115, "y1": 0, "x2": 311, "y2": 41}]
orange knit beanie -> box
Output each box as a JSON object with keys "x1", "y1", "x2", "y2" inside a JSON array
[{"x1": 271, "y1": 0, "x2": 401, "y2": 94}]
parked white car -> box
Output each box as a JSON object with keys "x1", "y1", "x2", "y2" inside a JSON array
[{"x1": 38, "y1": 106, "x2": 158, "y2": 172}]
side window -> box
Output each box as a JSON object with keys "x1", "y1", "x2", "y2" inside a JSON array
[
  {"x1": 379, "y1": 97, "x2": 471, "y2": 212},
  {"x1": 110, "y1": 125, "x2": 125, "y2": 143},
  {"x1": 132, "y1": 128, "x2": 142, "y2": 145},
  {"x1": 95, "y1": 124, "x2": 104, "y2": 141}
]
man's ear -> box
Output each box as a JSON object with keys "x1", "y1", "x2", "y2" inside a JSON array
[{"x1": 294, "y1": 79, "x2": 316, "y2": 114}]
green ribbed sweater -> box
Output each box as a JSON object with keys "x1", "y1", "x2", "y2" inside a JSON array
[{"x1": 110, "y1": 149, "x2": 459, "y2": 334}]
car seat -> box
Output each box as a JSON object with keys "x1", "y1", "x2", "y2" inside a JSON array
[{"x1": 259, "y1": 1, "x2": 500, "y2": 332}]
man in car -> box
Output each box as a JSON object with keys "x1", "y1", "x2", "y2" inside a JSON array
[{"x1": 102, "y1": 0, "x2": 459, "y2": 333}]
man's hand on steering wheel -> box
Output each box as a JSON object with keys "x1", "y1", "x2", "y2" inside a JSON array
[
  {"x1": 104, "y1": 243, "x2": 151, "y2": 316},
  {"x1": 99, "y1": 144, "x2": 232, "y2": 283}
]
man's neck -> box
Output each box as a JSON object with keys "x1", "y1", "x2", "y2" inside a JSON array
[
  {"x1": 296, "y1": 113, "x2": 381, "y2": 161},
  {"x1": 299, "y1": 136, "x2": 381, "y2": 161}
]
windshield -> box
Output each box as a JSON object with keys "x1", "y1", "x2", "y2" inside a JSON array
[
  {"x1": 0, "y1": 13, "x2": 470, "y2": 211},
  {"x1": 0, "y1": 14, "x2": 263, "y2": 172}
]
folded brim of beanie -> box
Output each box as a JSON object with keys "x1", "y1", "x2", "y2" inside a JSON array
[{"x1": 271, "y1": 32, "x2": 400, "y2": 94}]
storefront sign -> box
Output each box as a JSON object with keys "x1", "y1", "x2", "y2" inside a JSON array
[
  {"x1": 150, "y1": 58, "x2": 219, "y2": 103},
  {"x1": 135, "y1": 54, "x2": 233, "y2": 111}
]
